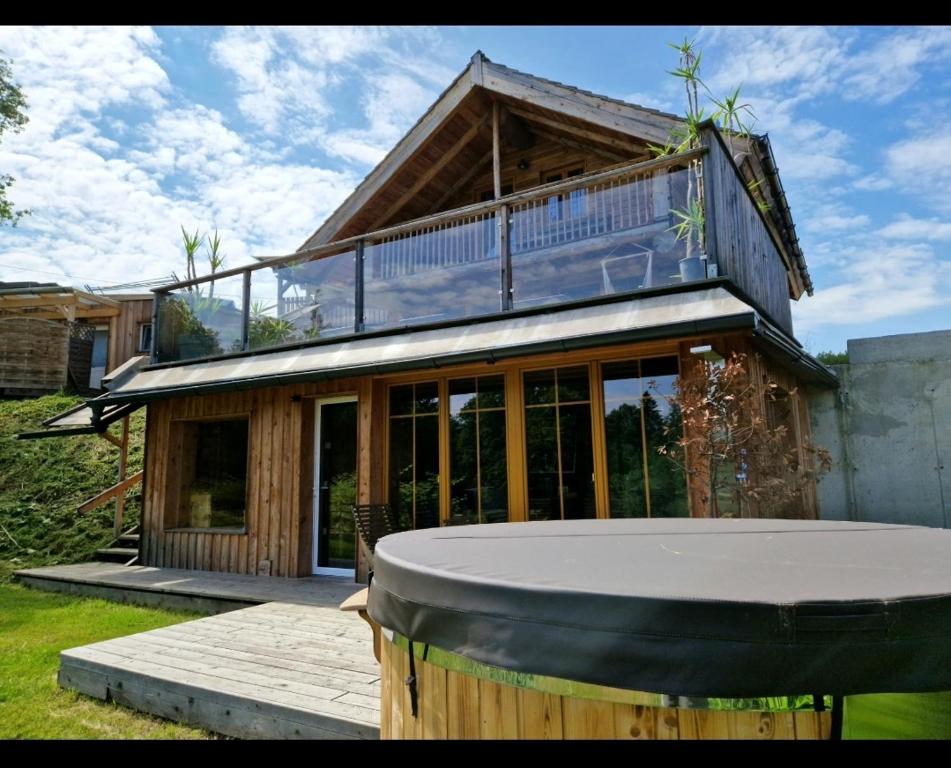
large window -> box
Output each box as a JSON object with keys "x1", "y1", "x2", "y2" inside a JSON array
[
  {"x1": 449, "y1": 375, "x2": 507, "y2": 524},
  {"x1": 524, "y1": 365, "x2": 595, "y2": 521},
  {"x1": 388, "y1": 383, "x2": 440, "y2": 531},
  {"x1": 601, "y1": 357, "x2": 687, "y2": 518},
  {"x1": 167, "y1": 417, "x2": 249, "y2": 530}
]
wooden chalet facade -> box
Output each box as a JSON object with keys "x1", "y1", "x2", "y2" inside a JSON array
[{"x1": 39, "y1": 53, "x2": 835, "y2": 582}]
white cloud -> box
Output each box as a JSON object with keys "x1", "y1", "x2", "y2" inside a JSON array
[
  {"x1": 699, "y1": 26, "x2": 849, "y2": 99},
  {"x1": 884, "y1": 131, "x2": 951, "y2": 211},
  {"x1": 0, "y1": 27, "x2": 361, "y2": 289},
  {"x1": 793, "y1": 242, "x2": 951, "y2": 331},
  {"x1": 208, "y1": 25, "x2": 448, "y2": 159},
  {"x1": 843, "y1": 27, "x2": 951, "y2": 104},
  {"x1": 0, "y1": 26, "x2": 169, "y2": 140},
  {"x1": 877, "y1": 214, "x2": 951, "y2": 242},
  {"x1": 623, "y1": 90, "x2": 679, "y2": 115},
  {"x1": 318, "y1": 70, "x2": 439, "y2": 164},
  {"x1": 853, "y1": 173, "x2": 892, "y2": 191},
  {"x1": 802, "y1": 210, "x2": 870, "y2": 234}
]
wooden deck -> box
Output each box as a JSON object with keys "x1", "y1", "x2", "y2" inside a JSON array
[
  {"x1": 59, "y1": 601, "x2": 380, "y2": 739},
  {"x1": 15, "y1": 564, "x2": 380, "y2": 739},
  {"x1": 14, "y1": 561, "x2": 362, "y2": 613}
]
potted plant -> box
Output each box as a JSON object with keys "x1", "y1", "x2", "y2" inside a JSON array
[{"x1": 670, "y1": 197, "x2": 706, "y2": 282}]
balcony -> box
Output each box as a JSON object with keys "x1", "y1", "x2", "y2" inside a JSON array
[{"x1": 153, "y1": 136, "x2": 792, "y2": 366}]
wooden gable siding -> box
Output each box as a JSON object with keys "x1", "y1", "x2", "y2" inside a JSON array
[
  {"x1": 333, "y1": 94, "x2": 652, "y2": 239},
  {"x1": 107, "y1": 299, "x2": 152, "y2": 373},
  {"x1": 140, "y1": 377, "x2": 377, "y2": 577},
  {"x1": 702, "y1": 129, "x2": 794, "y2": 333},
  {"x1": 302, "y1": 53, "x2": 679, "y2": 250}
]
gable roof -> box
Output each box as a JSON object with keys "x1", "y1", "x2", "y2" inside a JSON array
[
  {"x1": 297, "y1": 51, "x2": 812, "y2": 298},
  {"x1": 298, "y1": 51, "x2": 681, "y2": 251}
]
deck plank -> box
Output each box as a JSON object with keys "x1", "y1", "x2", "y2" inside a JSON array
[{"x1": 27, "y1": 565, "x2": 384, "y2": 740}]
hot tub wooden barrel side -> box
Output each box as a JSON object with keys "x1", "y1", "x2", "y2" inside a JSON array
[
  {"x1": 341, "y1": 588, "x2": 831, "y2": 739},
  {"x1": 375, "y1": 633, "x2": 833, "y2": 740}
]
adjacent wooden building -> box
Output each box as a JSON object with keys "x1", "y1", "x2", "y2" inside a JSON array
[
  {"x1": 0, "y1": 282, "x2": 153, "y2": 396},
  {"x1": 31, "y1": 53, "x2": 836, "y2": 582}
]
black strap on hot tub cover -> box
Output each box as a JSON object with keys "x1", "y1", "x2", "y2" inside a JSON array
[{"x1": 367, "y1": 519, "x2": 951, "y2": 699}]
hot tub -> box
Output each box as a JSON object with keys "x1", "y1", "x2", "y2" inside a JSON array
[{"x1": 360, "y1": 519, "x2": 951, "y2": 739}]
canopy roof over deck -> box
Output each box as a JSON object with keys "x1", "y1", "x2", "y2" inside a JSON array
[
  {"x1": 76, "y1": 281, "x2": 835, "y2": 407},
  {"x1": 368, "y1": 518, "x2": 951, "y2": 698},
  {"x1": 0, "y1": 282, "x2": 122, "y2": 321}
]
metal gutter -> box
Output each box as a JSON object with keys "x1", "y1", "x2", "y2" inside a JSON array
[{"x1": 751, "y1": 317, "x2": 839, "y2": 388}]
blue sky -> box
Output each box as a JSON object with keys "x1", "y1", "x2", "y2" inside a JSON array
[{"x1": 1, "y1": 26, "x2": 949, "y2": 354}]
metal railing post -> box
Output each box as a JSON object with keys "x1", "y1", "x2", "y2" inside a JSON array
[
  {"x1": 355, "y1": 239, "x2": 366, "y2": 333},
  {"x1": 150, "y1": 291, "x2": 162, "y2": 363},
  {"x1": 241, "y1": 269, "x2": 251, "y2": 351},
  {"x1": 499, "y1": 204, "x2": 512, "y2": 311}
]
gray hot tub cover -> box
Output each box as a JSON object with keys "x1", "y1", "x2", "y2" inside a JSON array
[{"x1": 367, "y1": 519, "x2": 951, "y2": 698}]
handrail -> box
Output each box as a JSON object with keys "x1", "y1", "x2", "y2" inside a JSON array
[{"x1": 153, "y1": 148, "x2": 705, "y2": 293}]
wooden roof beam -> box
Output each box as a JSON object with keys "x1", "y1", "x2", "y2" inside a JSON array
[
  {"x1": 0, "y1": 293, "x2": 80, "y2": 309},
  {"x1": 368, "y1": 112, "x2": 491, "y2": 230},
  {"x1": 428, "y1": 147, "x2": 494, "y2": 214},
  {"x1": 301, "y1": 60, "x2": 479, "y2": 249},
  {"x1": 531, "y1": 128, "x2": 631, "y2": 165},
  {"x1": 481, "y1": 61, "x2": 679, "y2": 146},
  {"x1": 505, "y1": 106, "x2": 650, "y2": 157}
]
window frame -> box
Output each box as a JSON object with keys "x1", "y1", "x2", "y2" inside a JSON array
[
  {"x1": 138, "y1": 322, "x2": 153, "y2": 353},
  {"x1": 163, "y1": 412, "x2": 252, "y2": 534},
  {"x1": 379, "y1": 343, "x2": 689, "y2": 525}
]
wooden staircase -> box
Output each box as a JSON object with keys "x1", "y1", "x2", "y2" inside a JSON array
[{"x1": 94, "y1": 525, "x2": 140, "y2": 566}]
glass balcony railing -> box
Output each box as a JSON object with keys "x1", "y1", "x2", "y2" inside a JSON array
[
  {"x1": 248, "y1": 248, "x2": 357, "y2": 350},
  {"x1": 152, "y1": 148, "x2": 730, "y2": 365}
]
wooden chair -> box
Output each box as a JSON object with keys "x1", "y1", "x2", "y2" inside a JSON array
[
  {"x1": 352, "y1": 503, "x2": 398, "y2": 554},
  {"x1": 352, "y1": 504, "x2": 399, "y2": 585}
]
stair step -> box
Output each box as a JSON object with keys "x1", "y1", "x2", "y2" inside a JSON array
[
  {"x1": 116, "y1": 534, "x2": 140, "y2": 545},
  {"x1": 94, "y1": 547, "x2": 139, "y2": 563}
]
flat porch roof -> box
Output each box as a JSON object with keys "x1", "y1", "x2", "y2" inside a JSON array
[{"x1": 95, "y1": 281, "x2": 836, "y2": 405}]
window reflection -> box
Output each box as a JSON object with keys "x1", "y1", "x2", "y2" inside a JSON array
[
  {"x1": 602, "y1": 357, "x2": 687, "y2": 518},
  {"x1": 524, "y1": 366, "x2": 595, "y2": 521},
  {"x1": 449, "y1": 375, "x2": 508, "y2": 525},
  {"x1": 388, "y1": 383, "x2": 440, "y2": 531}
]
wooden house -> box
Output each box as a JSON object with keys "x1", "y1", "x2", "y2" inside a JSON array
[
  {"x1": 0, "y1": 282, "x2": 153, "y2": 396},
  {"x1": 28, "y1": 53, "x2": 835, "y2": 581}
]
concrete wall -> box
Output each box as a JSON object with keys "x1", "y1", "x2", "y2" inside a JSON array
[{"x1": 808, "y1": 329, "x2": 951, "y2": 528}]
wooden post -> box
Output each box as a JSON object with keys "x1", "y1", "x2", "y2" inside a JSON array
[
  {"x1": 492, "y1": 101, "x2": 502, "y2": 200},
  {"x1": 115, "y1": 415, "x2": 130, "y2": 537}
]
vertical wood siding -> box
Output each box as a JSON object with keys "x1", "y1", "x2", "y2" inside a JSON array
[
  {"x1": 107, "y1": 299, "x2": 154, "y2": 373},
  {"x1": 702, "y1": 131, "x2": 795, "y2": 335},
  {"x1": 141, "y1": 377, "x2": 371, "y2": 577},
  {"x1": 141, "y1": 334, "x2": 816, "y2": 576}
]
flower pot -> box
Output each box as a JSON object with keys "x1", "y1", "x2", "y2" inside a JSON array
[{"x1": 679, "y1": 256, "x2": 705, "y2": 282}]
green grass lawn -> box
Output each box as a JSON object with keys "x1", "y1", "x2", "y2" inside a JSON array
[
  {"x1": 1, "y1": 394, "x2": 146, "y2": 571},
  {"x1": 0, "y1": 579, "x2": 213, "y2": 739}
]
